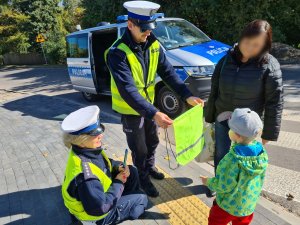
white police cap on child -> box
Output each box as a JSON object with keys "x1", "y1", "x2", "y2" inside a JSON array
[
  {"x1": 124, "y1": 1, "x2": 160, "y2": 21},
  {"x1": 61, "y1": 105, "x2": 105, "y2": 136}
]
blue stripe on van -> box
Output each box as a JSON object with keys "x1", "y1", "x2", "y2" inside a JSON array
[
  {"x1": 180, "y1": 40, "x2": 231, "y2": 64},
  {"x1": 175, "y1": 68, "x2": 189, "y2": 81},
  {"x1": 68, "y1": 66, "x2": 93, "y2": 79}
]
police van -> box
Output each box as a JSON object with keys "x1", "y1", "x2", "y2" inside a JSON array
[{"x1": 66, "y1": 14, "x2": 230, "y2": 117}]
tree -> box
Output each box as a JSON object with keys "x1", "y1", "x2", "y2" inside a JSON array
[
  {"x1": 157, "y1": 0, "x2": 300, "y2": 48},
  {"x1": 0, "y1": 5, "x2": 30, "y2": 54},
  {"x1": 63, "y1": 0, "x2": 84, "y2": 33},
  {"x1": 12, "y1": 0, "x2": 61, "y2": 52},
  {"x1": 80, "y1": 0, "x2": 126, "y2": 29}
]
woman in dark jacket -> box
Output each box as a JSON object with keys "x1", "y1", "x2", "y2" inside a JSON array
[{"x1": 205, "y1": 20, "x2": 283, "y2": 173}]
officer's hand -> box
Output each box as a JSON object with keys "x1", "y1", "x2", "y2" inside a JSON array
[
  {"x1": 154, "y1": 112, "x2": 173, "y2": 129},
  {"x1": 115, "y1": 172, "x2": 127, "y2": 183},
  {"x1": 119, "y1": 165, "x2": 130, "y2": 178},
  {"x1": 186, "y1": 96, "x2": 205, "y2": 107}
]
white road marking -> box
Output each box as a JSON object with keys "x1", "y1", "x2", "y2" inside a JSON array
[
  {"x1": 284, "y1": 84, "x2": 300, "y2": 89},
  {"x1": 282, "y1": 109, "x2": 300, "y2": 122},
  {"x1": 284, "y1": 94, "x2": 300, "y2": 103},
  {"x1": 269, "y1": 130, "x2": 300, "y2": 150}
]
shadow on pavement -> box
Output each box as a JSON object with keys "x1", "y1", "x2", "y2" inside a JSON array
[
  {"x1": 0, "y1": 184, "x2": 171, "y2": 225},
  {"x1": 186, "y1": 184, "x2": 212, "y2": 197},
  {"x1": 1, "y1": 67, "x2": 72, "y2": 93},
  {"x1": 0, "y1": 66, "x2": 71, "y2": 94},
  {"x1": 0, "y1": 186, "x2": 70, "y2": 225},
  {"x1": 0, "y1": 177, "x2": 203, "y2": 225},
  {"x1": 2, "y1": 94, "x2": 120, "y2": 124}
]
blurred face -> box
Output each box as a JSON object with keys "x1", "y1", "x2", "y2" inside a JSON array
[
  {"x1": 81, "y1": 133, "x2": 103, "y2": 149},
  {"x1": 128, "y1": 20, "x2": 152, "y2": 43},
  {"x1": 239, "y1": 33, "x2": 266, "y2": 60}
]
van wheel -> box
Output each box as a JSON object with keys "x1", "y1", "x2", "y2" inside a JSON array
[
  {"x1": 157, "y1": 86, "x2": 187, "y2": 119},
  {"x1": 82, "y1": 92, "x2": 99, "y2": 102}
]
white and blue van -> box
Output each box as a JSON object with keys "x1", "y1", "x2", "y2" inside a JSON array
[{"x1": 66, "y1": 14, "x2": 230, "y2": 117}]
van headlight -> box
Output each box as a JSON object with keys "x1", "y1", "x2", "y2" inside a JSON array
[{"x1": 183, "y1": 66, "x2": 215, "y2": 77}]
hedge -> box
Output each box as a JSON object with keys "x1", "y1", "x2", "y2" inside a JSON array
[{"x1": 81, "y1": 0, "x2": 300, "y2": 48}]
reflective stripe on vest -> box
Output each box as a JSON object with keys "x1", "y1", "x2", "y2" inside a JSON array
[
  {"x1": 109, "y1": 40, "x2": 160, "y2": 115},
  {"x1": 62, "y1": 150, "x2": 112, "y2": 221}
]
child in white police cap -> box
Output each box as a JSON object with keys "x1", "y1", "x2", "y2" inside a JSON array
[
  {"x1": 61, "y1": 105, "x2": 148, "y2": 224},
  {"x1": 201, "y1": 108, "x2": 268, "y2": 225}
]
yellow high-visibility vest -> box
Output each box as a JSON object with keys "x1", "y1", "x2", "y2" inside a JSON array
[
  {"x1": 107, "y1": 40, "x2": 160, "y2": 115},
  {"x1": 62, "y1": 149, "x2": 112, "y2": 221}
]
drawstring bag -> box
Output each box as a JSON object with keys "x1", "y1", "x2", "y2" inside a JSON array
[
  {"x1": 194, "y1": 122, "x2": 215, "y2": 163},
  {"x1": 172, "y1": 105, "x2": 205, "y2": 165}
]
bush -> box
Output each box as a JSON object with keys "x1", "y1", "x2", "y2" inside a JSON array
[
  {"x1": 158, "y1": 0, "x2": 300, "y2": 48},
  {"x1": 80, "y1": 0, "x2": 300, "y2": 48}
]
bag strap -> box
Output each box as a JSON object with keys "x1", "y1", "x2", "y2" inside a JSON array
[{"x1": 164, "y1": 129, "x2": 179, "y2": 170}]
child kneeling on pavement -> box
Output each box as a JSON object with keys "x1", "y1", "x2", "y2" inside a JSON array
[
  {"x1": 61, "y1": 106, "x2": 148, "y2": 225},
  {"x1": 201, "y1": 108, "x2": 268, "y2": 225}
]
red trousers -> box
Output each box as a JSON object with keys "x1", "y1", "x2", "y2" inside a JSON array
[{"x1": 208, "y1": 201, "x2": 254, "y2": 225}]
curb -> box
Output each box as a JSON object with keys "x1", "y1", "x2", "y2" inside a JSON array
[{"x1": 262, "y1": 190, "x2": 300, "y2": 217}]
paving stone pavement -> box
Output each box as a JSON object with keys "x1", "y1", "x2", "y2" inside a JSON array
[{"x1": 0, "y1": 92, "x2": 300, "y2": 225}]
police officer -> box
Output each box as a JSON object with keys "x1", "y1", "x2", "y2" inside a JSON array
[
  {"x1": 106, "y1": 1, "x2": 204, "y2": 197},
  {"x1": 61, "y1": 105, "x2": 148, "y2": 225}
]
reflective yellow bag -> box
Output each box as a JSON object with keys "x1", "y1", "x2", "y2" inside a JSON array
[{"x1": 173, "y1": 105, "x2": 205, "y2": 165}]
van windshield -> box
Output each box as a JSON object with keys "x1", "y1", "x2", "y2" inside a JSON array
[{"x1": 153, "y1": 20, "x2": 210, "y2": 50}]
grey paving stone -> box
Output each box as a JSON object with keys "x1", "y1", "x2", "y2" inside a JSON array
[{"x1": 1, "y1": 91, "x2": 299, "y2": 225}]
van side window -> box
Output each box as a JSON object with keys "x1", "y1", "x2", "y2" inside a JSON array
[
  {"x1": 77, "y1": 37, "x2": 88, "y2": 57},
  {"x1": 67, "y1": 37, "x2": 78, "y2": 58},
  {"x1": 67, "y1": 34, "x2": 88, "y2": 58}
]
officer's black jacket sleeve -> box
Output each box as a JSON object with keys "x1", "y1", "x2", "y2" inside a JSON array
[
  {"x1": 107, "y1": 49, "x2": 159, "y2": 119},
  {"x1": 77, "y1": 176, "x2": 124, "y2": 216},
  {"x1": 157, "y1": 47, "x2": 193, "y2": 100}
]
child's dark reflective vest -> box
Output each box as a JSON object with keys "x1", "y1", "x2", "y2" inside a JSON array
[
  {"x1": 106, "y1": 39, "x2": 160, "y2": 115},
  {"x1": 62, "y1": 149, "x2": 112, "y2": 221}
]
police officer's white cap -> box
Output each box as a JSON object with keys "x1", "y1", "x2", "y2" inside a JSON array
[
  {"x1": 61, "y1": 105, "x2": 105, "y2": 136},
  {"x1": 123, "y1": 1, "x2": 160, "y2": 21}
]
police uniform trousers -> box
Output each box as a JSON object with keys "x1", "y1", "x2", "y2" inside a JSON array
[
  {"x1": 100, "y1": 166, "x2": 148, "y2": 224},
  {"x1": 121, "y1": 114, "x2": 159, "y2": 181},
  {"x1": 70, "y1": 166, "x2": 148, "y2": 225}
]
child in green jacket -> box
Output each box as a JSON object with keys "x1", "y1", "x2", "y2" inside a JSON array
[{"x1": 201, "y1": 108, "x2": 268, "y2": 225}]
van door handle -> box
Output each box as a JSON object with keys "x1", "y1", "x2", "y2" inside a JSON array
[{"x1": 83, "y1": 60, "x2": 89, "y2": 63}]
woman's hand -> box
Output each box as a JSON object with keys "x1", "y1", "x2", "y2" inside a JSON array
[
  {"x1": 118, "y1": 165, "x2": 130, "y2": 178},
  {"x1": 116, "y1": 165, "x2": 130, "y2": 183},
  {"x1": 200, "y1": 175, "x2": 208, "y2": 186},
  {"x1": 115, "y1": 172, "x2": 128, "y2": 183},
  {"x1": 186, "y1": 96, "x2": 205, "y2": 107},
  {"x1": 262, "y1": 139, "x2": 269, "y2": 145}
]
